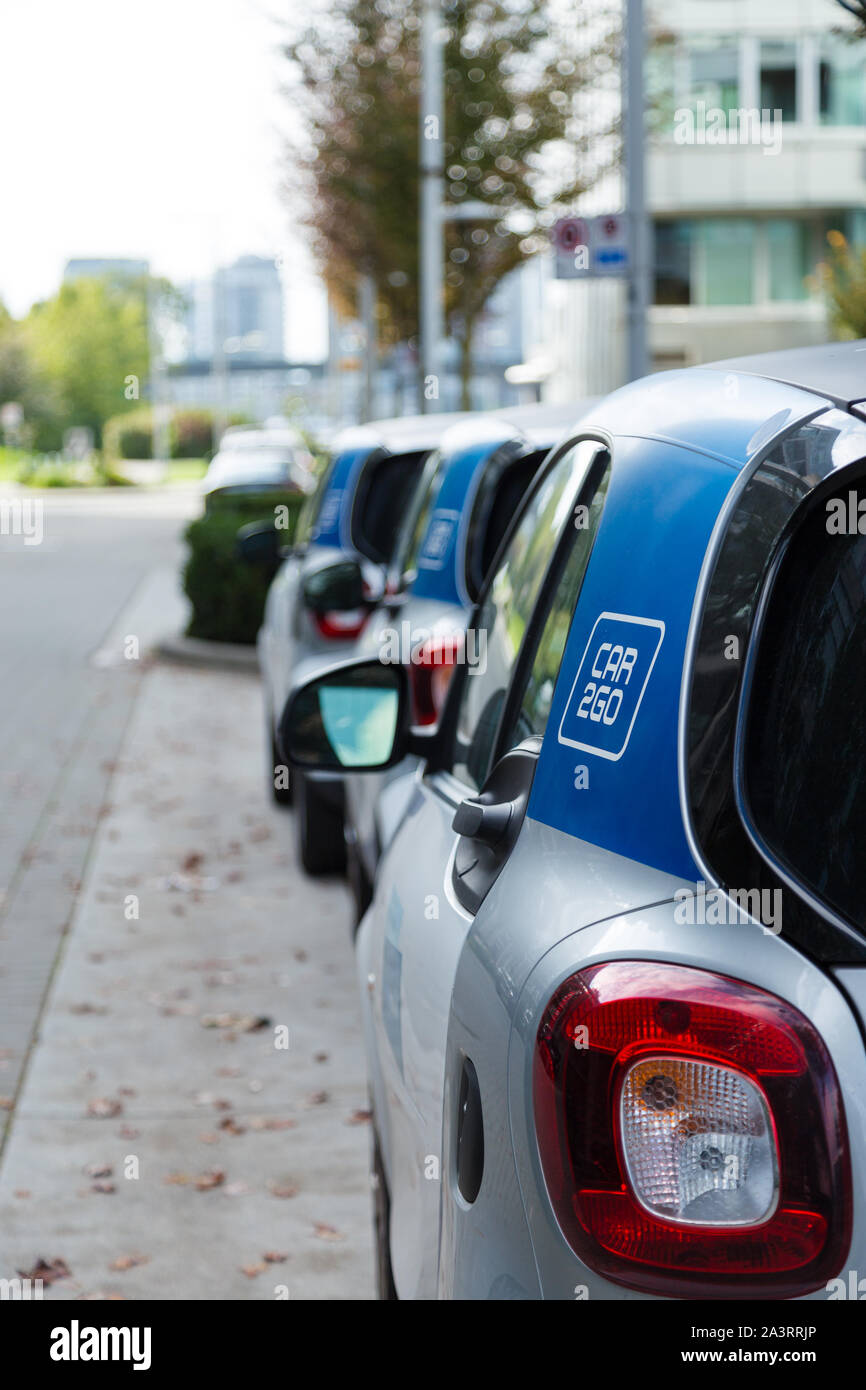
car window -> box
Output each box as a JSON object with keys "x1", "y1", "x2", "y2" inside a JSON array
[
  {"x1": 464, "y1": 447, "x2": 549, "y2": 601},
  {"x1": 452, "y1": 438, "x2": 609, "y2": 790},
  {"x1": 742, "y1": 478, "x2": 866, "y2": 931},
  {"x1": 295, "y1": 454, "x2": 338, "y2": 546},
  {"x1": 352, "y1": 450, "x2": 427, "y2": 565},
  {"x1": 398, "y1": 450, "x2": 445, "y2": 583}
]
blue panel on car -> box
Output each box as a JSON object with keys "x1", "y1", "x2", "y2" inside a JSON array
[
  {"x1": 310, "y1": 445, "x2": 371, "y2": 549},
  {"x1": 412, "y1": 434, "x2": 513, "y2": 606},
  {"x1": 529, "y1": 437, "x2": 737, "y2": 880}
]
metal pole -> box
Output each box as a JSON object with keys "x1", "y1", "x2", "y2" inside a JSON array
[
  {"x1": 359, "y1": 274, "x2": 376, "y2": 422},
  {"x1": 624, "y1": 0, "x2": 650, "y2": 382},
  {"x1": 420, "y1": 0, "x2": 444, "y2": 411},
  {"x1": 147, "y1": 276, "x2": 171, "y2": 466}
]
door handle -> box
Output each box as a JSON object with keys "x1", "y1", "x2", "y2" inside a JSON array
[{"x1": 452, "y1": 797, "x2": 512, "y2": 846}]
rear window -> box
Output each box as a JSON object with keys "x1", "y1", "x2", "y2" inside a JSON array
[
  {"x1": 465, "y1": 446, "x2": 550, "y2": 599},
  {"x1": 295, "y1": 455, "x2": 338, "y2": 546},
  {"x1": 351, "y1": 450, "x2": 428, "y2": 565},
  {"x1": 742, "y1": 478, "x2": 866, "y2": 931}
]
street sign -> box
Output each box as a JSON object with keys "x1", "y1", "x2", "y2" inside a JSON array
[
  {"x1": 552, "y1": 213, "x2": 630, "y2": 279},
  {"x1": 553, "y1": 217, "x2": 590, "y2": 279},
  {"x1": 591, "y1": 213, "x2": 629, "y2": 276}
]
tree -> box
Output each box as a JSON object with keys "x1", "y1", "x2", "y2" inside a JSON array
[
  {"x1": 817, "y1": 229, "x2": 866, "y2": 339},
  {"x1": 24, "y1": 275, "x2": 153, "y2": 445},
  {"x1": 284, "y1": 0, "x2": 617, "y2": 407}
]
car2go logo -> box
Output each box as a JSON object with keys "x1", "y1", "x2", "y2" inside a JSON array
[
  {"x1": 557, "y1": 612, "x2": 665, "y2": 761},
  {"x1": 418, "y1": 510, "x2": 459, "y2": 570}
]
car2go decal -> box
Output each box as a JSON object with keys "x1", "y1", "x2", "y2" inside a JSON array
[
  {"x1": 557, "y1": 612, "x2": 665, "y2": 761},
  {"x1": 310, "y1": 444, "x2": 368, "y2": 547},
  {"x1": 529, "y1": 435, "x2": 737, "y2": 880}
]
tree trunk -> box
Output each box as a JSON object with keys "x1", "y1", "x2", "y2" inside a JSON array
[{"x1": 459, "y1": 318, "x2": 475, "y2": 411}]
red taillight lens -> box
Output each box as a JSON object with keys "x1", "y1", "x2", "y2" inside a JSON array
[
  {"x1": 409, "y1": 636, "x2": 461, "y2": 726},
  {"x1": 533, "y1": 961, "x2": 851, "y2": 1298},
  {"x1": 312, "y1": 608, "x2": 369, "y2": 641}
]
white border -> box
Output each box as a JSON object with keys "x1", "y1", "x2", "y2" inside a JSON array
[{"x1": 557, "y1": 610, "x2": 665, "y2": 762}]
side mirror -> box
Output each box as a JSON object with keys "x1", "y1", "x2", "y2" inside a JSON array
[
  {"x1": 302, "y1": 558, "x2": 366, "y2": 613},
  {"x1": 236, "y1": 521, "x2": 288, "y2": 569},
  {"x1": 281, "y1": 659, "x2": 410, "y2": 772}
]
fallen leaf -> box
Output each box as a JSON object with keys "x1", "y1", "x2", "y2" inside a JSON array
[
  {"x1": 313, "y1": 1051, "x2": 330, "y2": 1064},
  {"x1": 0, "y1": 1097, "x2": 13, "y2": 1110},
  {"x1": 312, "y1": 1222, "x2": 344, "y2": 1243},
  {"x1": 241, "y1": 1262, "x2": 266, "y2": 1278},
  {"x1": 263, "y1": 1251, "x2": 288, "y2": 1264},
  {"x1": 219, "y1": 1116, "x2": 246, "y2": 1136},
  {"x1": 306, "y1": 1091, "x2": 329, "y2": 1107},
  {"x1": 182, "y1": 852, "x2": 204, "y2": 873},
  {"x1": 267, "y1": 1181, "x2": 298, "y2": 1199},
  {"x1": 84, "y1": 1163, "x2": 113, "y2": 1179},
  {"x1": 69, "y1": 1002, "x2": 109, "y2": 1015},
  {"x1": 194, "y1": 1169, "x2": 225, "y2": 1192},
  {"x1": 346, "y1": 1109, "x2": 372, "y2": 1126},
  {"x1": 109, "y1": 1254, "x2": 149, "y2": 1272},
  {"x1": 250, "y1": 1117, "x2": 296, "y2": 1132},
  {"x1": 13, "y1": 1189, "x2": 30, "y2": 1199},
  {"x1": 163, "y1": 1172, "x2": 190, "y2": 1186},
  {"x1": 18, "y1": 1257, "x2": 70, "y2": 1285},
  {"x1": 86, "y1": 1098, "x2": 123, "y2": 1119},
  {"x1": 90, "y1": 1180, "x2": 116, "y2": 1195}
]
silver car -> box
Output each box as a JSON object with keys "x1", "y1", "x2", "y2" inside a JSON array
[
  {"x1": 343, "y1": 403, "x2": 588, "y2": 921},
  {"x1": 283, "y1": 341, "x2": 866, "y2": 1301},
  {"x1": 255, "y1": 412, "x2": 467, "y2": 872}
]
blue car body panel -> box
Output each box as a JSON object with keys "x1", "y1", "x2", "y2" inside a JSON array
[{"x1": 310, "y1": 444, "x2": 373, "y2": 550}]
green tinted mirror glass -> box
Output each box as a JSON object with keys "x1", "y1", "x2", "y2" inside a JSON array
[{"x1": 287, "y1": 662, "x2": 403, "y2": 769}]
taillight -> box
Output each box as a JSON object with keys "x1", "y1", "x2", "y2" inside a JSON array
[
  {"x1": 312, "y1": 608, "x2": 369, "y2": 641},
  {"x1": 533, "y1": 961, "x2": 851, "y2": 1298},
  {"x1": 409, "y1": 636, "x2": 461, "y2": 726}
]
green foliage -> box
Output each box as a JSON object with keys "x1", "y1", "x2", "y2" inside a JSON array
[
  {"x1": 172, "y1": 408, "x2": 214, "y2": 459},
  {"x1": 103, "y1": 405, "x2": 154, "y2": 460},
  {"x1": 182, "y1": 495, "x2": 304, "y2": 644},
  {"x1": 817, "y1": 229, "x2": 866, "y2": 339},
  {"x1": 284, "y1": 0, "x2": 617, "y2": 401},
  {"x1": 24, "y1": 276, "x2": 151, "y2": 445}
]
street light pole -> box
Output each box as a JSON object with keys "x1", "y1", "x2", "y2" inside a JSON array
[
  {"x1": 420, "y1": 0, "x2": 445, "y2": 411},
  {"x1": 624, "y1": 0, "x2": 650, "y2": 382}
]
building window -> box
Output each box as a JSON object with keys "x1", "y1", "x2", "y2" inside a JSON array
[
  {"x1": 654, "y1": 220, "x2": 692, "y2": 305},
  {"x1": 653, "y1": 219, "x2": 820, "y2": 307},
  {"x1": 819, "y1": 35, "x2": 866, "y2": 126},
  {"x1": 696, "y1": 219, "x2": 755, "y2": 306},
  {"x1": 685, "y1": 37, "x2": 739, "y2": 111},
  {"x1": 760, "y1": 41, "x2": 798, "y2": 121},
  {"x1": 767, "y1": 220, "x2": 811, "y2": 302}
]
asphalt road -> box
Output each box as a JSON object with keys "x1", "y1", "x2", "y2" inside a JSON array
[{"x1": 0, "y1": 489, "x2": 196, "y2": 1138}]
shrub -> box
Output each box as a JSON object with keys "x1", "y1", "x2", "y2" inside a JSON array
[
  {"x1": 182, "y1": 493, "x2": 303, "y2": 644},
  {"x1": 103, "y1": 407, "x2": 153, "y2": 461},
  {"x1": 171, "y1": 409, "x2": 213, "y2": 459}
]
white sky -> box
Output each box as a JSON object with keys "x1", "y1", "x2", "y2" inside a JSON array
[{"x1": 0, "y1": 0, "x2": 327, "y2": 358}]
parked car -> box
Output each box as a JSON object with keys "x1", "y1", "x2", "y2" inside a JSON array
[
  {"x1": 202, "y1": 427, "x2": 316, "y2": 507},
  {"x1": 282, "y1": 341, "x2": 866, "y2": 1300},
  {"x1": 246, "y1": 411, "x2": 467, "y2": 871},
  {"x1": 343, "y1": 402, "x2": 590, "y2": 919}
]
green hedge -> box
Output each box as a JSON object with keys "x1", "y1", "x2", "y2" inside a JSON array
[{"x1": 182, "y1": 494, "x2": 303, "y2": 644}]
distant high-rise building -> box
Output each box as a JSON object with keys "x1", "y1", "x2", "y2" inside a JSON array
[{"x1": 182, "y1": 255, "x2": 285, "y2": 363}]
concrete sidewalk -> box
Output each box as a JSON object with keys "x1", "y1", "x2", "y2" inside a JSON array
[{"x1": 0, "y1": 661, "x2": 374, "y2": 1300}]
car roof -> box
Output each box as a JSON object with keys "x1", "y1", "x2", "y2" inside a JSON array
[
  {"x1": 706, "y1": 339, "x2": 866, "y2": 411},
  {"x1": 331, "y1": 411, "x2": 473, "y2": 456}
]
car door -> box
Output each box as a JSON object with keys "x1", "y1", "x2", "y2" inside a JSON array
[{"x1": 358, "y1": 433, "x2": 612, "y2": 1299}]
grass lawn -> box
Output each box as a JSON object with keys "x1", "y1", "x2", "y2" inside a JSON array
[
  {"x1": 0, "y1": 446, "x2": 31, "y2": 481},
  {"x1": 165, "y1": 457, "x2": 207, "y2": 483}
]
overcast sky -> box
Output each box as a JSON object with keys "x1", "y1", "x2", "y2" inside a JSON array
[{"x1": 0, "y1": 0, "x2": 327, "y2": 357}]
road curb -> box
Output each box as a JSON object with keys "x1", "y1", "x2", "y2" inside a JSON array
[{"x1": 155, "y1": 632, "x2": 260, "y2": 672}]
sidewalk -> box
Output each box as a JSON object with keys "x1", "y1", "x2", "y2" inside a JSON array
[{"x1": 0, "y1": 659, "x2": 374, "y2": 1300}]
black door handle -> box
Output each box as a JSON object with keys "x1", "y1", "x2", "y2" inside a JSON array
[{"x1": 452, "y1": 797, "x2": 512, "y2": 846}]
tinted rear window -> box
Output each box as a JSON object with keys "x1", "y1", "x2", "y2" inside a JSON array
[
  {"x1": 743, "y1": 479, "x2": 866, "y2": 930},
  {"x1": 351, "y1": 450, "x2": 427, "y2": 564}
]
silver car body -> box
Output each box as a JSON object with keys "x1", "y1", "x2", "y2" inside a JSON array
[{"x1": 351, "y1": 344, "x2": 866, "y2": 1299}]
